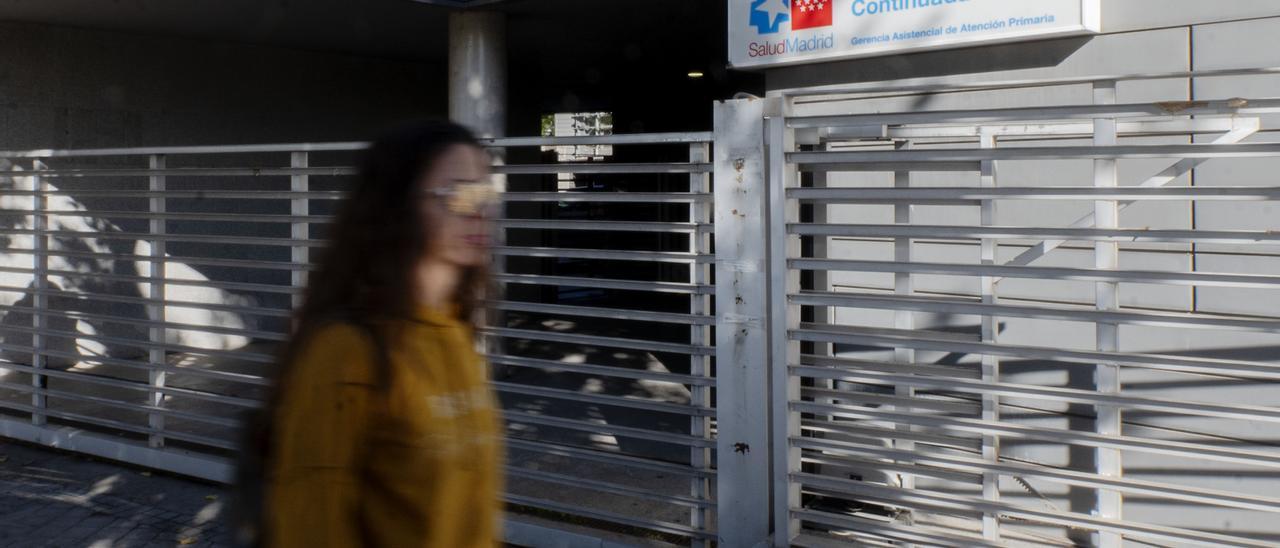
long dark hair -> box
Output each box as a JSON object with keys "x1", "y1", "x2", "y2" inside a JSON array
[{"x1": 283, "y1": 120, "x2": 488, "y2": 377}]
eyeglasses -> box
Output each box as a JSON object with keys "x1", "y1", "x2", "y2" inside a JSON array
[{"x1": 425, "y1": 181, "x2": 502, "y2": 216}]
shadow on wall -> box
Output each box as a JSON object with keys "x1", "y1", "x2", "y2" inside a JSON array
[
  {"x1": 764, "y1": 34, "x2": 1091, "y2": 91},
  {"x1": 0, "y1": 160, "x2": 257, "y2": 368}
]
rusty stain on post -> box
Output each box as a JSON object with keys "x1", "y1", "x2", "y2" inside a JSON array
[{"x1": 1155, "y1": 100, "x2": 1209, "y2": 114}]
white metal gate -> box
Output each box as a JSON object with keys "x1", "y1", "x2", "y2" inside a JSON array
[
  {"x1": 0, "y1": 132, "x2": 718, "y2": 546},
  {"x1": 740, "y1": 67, "x2": 1280, "y2": 547}
]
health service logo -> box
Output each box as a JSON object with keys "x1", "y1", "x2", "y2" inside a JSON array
[
  {"x1": 751, "y1": 0, "x2": 834, "y2": 35},
  {"x1": 791, "y1": 0, "x2": 832, "y2": 30},
  {"x1": 750, "y1": 0, "x2": 790, "y2": 35}
]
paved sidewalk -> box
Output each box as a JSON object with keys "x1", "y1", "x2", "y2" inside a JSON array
[{"x1": 0, "y1": 440, "x2": 230, "y2": 548}]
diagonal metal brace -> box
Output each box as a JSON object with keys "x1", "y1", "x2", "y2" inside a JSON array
[{"x1": 997, "y1": 117, "x2": 1261, "y2": 278}]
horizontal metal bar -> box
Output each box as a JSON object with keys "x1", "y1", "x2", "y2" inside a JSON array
[
  {"x1": 0, "y1": 399, "x2": 238, "y2": 451},
  {"x1": 494, "y1": 273, "x2": 712, "y2": 294},
  {"x1": 482, "y1": 132, "x2": 712, "y2": 147},
  {"x1": 793, "y1": 401, "x2": 1280, "y2": 470},
  {"x1": 797, "y1": 436, "x2": 1280, "y2": 514},
  {"x1": 791, "y1": 143, "x2": 1280, "y2": 165},
  {"x1": 504, "y1": 438, "x2": 713, "y2": 478},
  {"x1": 793, "y1": 195, "x2": 983, "y2": 207},
  {"x1": 791, "y1": 223, "x2": 1280, "y2": 245},
  {"x1": 0, "y1": 209, "x2": 333, "y2": 224},
  {"x1": 0, "y1": 142, "x2": 368, "y2": 159},
  {"x1": 778, "y1": 66, "x2": 1280, "y2": 98},
  {"x1": 803, "y1": 418, "x2": 982, "y2": 452},
  {"x1": 0, "y1": 361, "x2": 260, "y2": 408},
  {"x1": 0, "y1": 380, "x2": 240, "y2": 427},
  {"x1": 0, "y1": 265, "x2": 302, "y2": 296},
  {"x1": 0, "y1": 346, "x2": 271, "y2": 387},
  {"x1": 800, "y1": 161, "x2": 983, "y2": 172},
  {"x1": 495, "y1": 163, "x2": 711, "y2": 175},
  {"x1": 496, "y1": 219, "x2": 710, "y2": 234},
  {"x1": 494, "y1": 381, "x2": 713, "y2": 417},
  {"x1": 800, "y1": 497, "x2": 1176, "y2": 548},
  {"x1": 4, "y1": 163, "x2": 713, "y2": 181},
  {"x1": 789, "y1": 186, "x2": 1280, "y2": 202},
  {"x1": 503, "y1": 409, "x2": 713, "y2": 448},
  {"x1": 148, "y1": 386, "x2": 263, "y2": 408},
  {"x1": 0, "y1": 189, "x2": 347, "y2": 200},
  {"x1": 5, "y1": 247, "x2": 314, "y2": 272},
  {"x1": 502, "y1": 192, "x2": 709, "y2": 203},
  {"x1": 488, "y1": 354, "x2": 713, "y2": 387},
  {"x1": 485, "y1": 327, "x2": 713, "y2": 356},
  {"x1": 505, "y1": 466, "x2": 711, "y2": 509},
  {"x1": 798, "y1": 478, "x2": 991, "y2": 519},
  {"x1": 490, "y1": 300, "x2": 714, "y2": 325},
  {"x1": 822, "y1": 118, "x2": 1241, "y2": 140},
  {"x1": 793, "y1": 472, "x2": 1273, "y2": 547},
  {"x1": 0, "y1": 417, "x2": 234, "y2": 483},
  {"x1": 794, "y1": 364, "x2": 1280, "y2": 424},
  {"x1": 800, "y1": 385, "x2": 979, "y2": 414},
  {"x1": 505, "y1": 494, "x2": 712, "y2": 539},
  {"x1": 800, "y1": 322, "x2": 980, "y2": 344},
  {"x1": 0, "y1": 284, "x2": 293, "y2": 319},
  {"x1": 134, "y1": 428, "x2": 238, "y2": 451},
  {"x1": 491, "y1": 246, "x2": 708, "y2": 263},
  {"x1": 794, "y1": 510, "x2": 999, "y2": 548},
  {"x1": 0, "y1": 133, "x2": 714, "y2": 160},
  {"x1": 0, "y1": 227, "x2": 326, "y2": 248},
  {"x1": 0, "y1": 302, "x2": 288, "y2": 342},
  {"x1": 793, "y1": 530, "x2": 898, "y2": 548},
  {"x1": 802, "y1": 452, "x2": 979, "y2": 485},
  {"x1": 789, "y1": 98, "x2": 1280, "y2": 128},
  {"x1": 22, "y1": 167, "x2": 357, "y2": 178},
  {"x1": 0, "y1": 399, "x2": 161, "y2": 437},
  {"x1": 792, "y1": 324, "x2": 1280, "y2": 380},
  {"x1": 791, "y1": 290, "x2": 1280, "y2": 332},
  {"x1": 790, "y1": 258, "x2": 1280, "y2": 289},
  {"x1": 0, "y1": 324, "x2": 277, "y2": 365},
  {"x1": 801, "y1": 353, "x2": 982, "y2": 380}
]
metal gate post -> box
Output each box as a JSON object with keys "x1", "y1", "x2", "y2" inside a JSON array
[
  {"x1": 892, "y1": 140, "x2": 917, "y2": 520},
  {"x1": 766, "y1": 98, "x2": 801, "y2": 547},
  {"x1": 979, "y1": 129, "x2": 1002, "y2": 541},
  {"x1": 1092, "y1": 80, "x2": 1123, "y2": 548},
  {"x1": 713, "y1": 98, "x2": 773, "y2": 548},
  {"x1": 30, "y1": 160, "x2": 48, "y2": 427},
  {"x1": 689, "y1": 141, "x2": 713, "y2": 548},
  {"x1": 147, "y1": 154, "x2": 167, "y2": 448},
  {"x1": 290, "y1": 151, "x2": 309, "y2": 312}
]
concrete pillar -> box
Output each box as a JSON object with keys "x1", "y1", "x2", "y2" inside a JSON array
[{"x1": 449, "y1": 11, "x2": 506, "y2": 139}]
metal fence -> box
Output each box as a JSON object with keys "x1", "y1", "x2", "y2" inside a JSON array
[
  {"x1": 0, "y1": 133, "x2": 717, "y2": 546},
  {"x1": 746, "y1": 67, "x2": 1280, "y2": 547},
  {"x1": 6, "y1": 67, "x2": 1280, "y2": 548},
  {"x1": 487, "y1": 132, "x2": 717, "y2": 545}
]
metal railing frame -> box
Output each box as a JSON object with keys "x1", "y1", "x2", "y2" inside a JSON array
[
  {"x1": 0, "y1": 131, "x2": 719, "y2": 546},
  {"x1": 736, "y1": 66, "x2": 1280, "y2": 547}
]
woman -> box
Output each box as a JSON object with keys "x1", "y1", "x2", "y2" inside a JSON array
[{"x1": 264, "y1": 121, "x2": 503, "y2": 547}]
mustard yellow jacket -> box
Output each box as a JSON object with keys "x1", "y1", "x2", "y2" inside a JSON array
[{"x1": 265, "y1": 308, "x2": 503, "y2": 547}]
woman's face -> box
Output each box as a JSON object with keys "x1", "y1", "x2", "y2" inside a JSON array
[{"x1": 420, "y1": 144, "x2": 496, "y2": 269}]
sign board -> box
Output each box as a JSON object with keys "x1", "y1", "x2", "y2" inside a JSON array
[{"x1": 728, "y1": 0, "x2": 1101, "y2": 69}]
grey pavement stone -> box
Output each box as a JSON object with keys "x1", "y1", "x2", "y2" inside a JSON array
[
  {"x1": 24, "y1": 512, "x2": 96, "y2": 545},
  {"x1": 115, "y1": 526, "x2": 163, "y2": 547},
  {"x1": 56, "y1": 516, "x2": 120, "y2": 547},
  {"x1": 0, "y1": 440, "x2": 230, "y2": 548}
]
